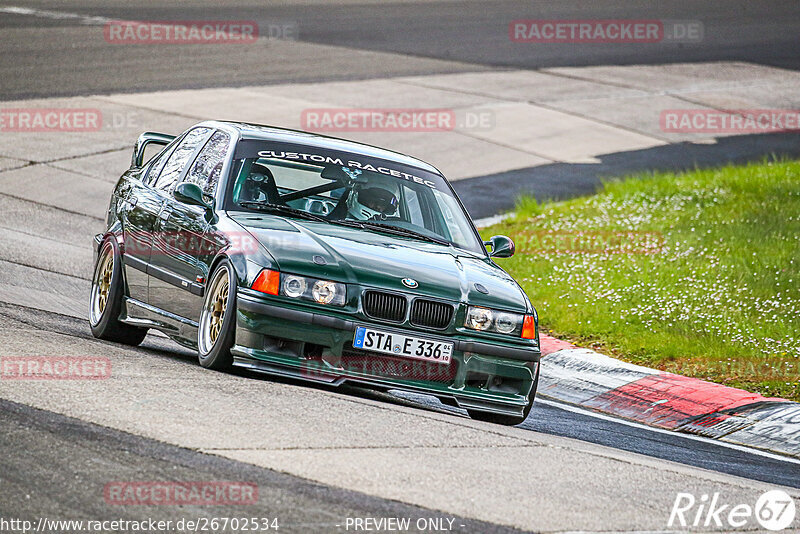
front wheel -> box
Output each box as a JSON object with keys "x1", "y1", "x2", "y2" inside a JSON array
[
  {"x1": 89, "y1": 239, "x2": 148, "y2": 345},
  {"x1": 197, "y1": 260, "x2": 236, "y2": 371}
]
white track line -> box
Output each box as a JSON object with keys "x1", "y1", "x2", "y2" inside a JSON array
[
  {"x1": 537, "y1": 397, "x2": 800, "y2": 466},
  {"x1": 0, "y1": 6, "x2": 112, "y2": 25}
]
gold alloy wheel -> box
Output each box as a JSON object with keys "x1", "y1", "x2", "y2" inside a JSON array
[
  {"x1": 199, "y1": 267, "x2": 229, "y2": 354},
  {"x1": 90, "y1": 245, "x2": 114, "y2": 325}
]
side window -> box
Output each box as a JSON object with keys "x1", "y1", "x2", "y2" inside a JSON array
[
  {"x1": 184, "y1": 130, "x2": 231, "y2": 203},
  {"x1": 145, "y1": 142, "x2": 176, "y2": 185},
  {"x1": 154, "y1": 127, "x2": 212, "y2": 193}
]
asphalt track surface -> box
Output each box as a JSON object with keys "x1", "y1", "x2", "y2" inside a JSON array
[
  {"x1": 3, "y1": 303, "x2": 800, "y2": 492},
  {"x1": 2, "y1": 0, "x2": 800, "y2": 100},
  {"x1": 0, "y1": 396, "x2": 521, "y2": 534},
  {"x1": 1, "y1": 302, "x2": 799, "y2": 531},
  {"x1": 1, "y1": 1, "x2": 800, "y2": 532}
]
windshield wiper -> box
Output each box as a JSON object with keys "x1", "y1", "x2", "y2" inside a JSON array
[
  {"x1": 238, "y1": 202, "x2": 449, "y2": 245},
  {"x1": 357, "y1": 222, "x2": 451, "y2": 246},
  {"x1": 237, "y1": 201, "x2": 329, "y2": 223}
]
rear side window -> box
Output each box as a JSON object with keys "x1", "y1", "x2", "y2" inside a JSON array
[
  {"x1": 145, "y1": 142, "x2": 176, "y2": 185},
  {"x1": 184, "y1": 130, "x2": 231, "y2": 203},
  {"x1": 154, "y1": 127, "x2": 212, "y2": 192}
]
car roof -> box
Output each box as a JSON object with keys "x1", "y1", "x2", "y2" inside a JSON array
[{"x1": 198, "y1": 120, "x2": 443, "y2": 176}]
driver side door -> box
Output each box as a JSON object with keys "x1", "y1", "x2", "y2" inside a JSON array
[{"x1": 149, "y1": 129, "x2": 232, "y2": 321}]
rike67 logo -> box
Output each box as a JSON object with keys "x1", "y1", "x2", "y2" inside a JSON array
[{"x1": 669, "y1": 490, "x2": 797, "y2": 531}]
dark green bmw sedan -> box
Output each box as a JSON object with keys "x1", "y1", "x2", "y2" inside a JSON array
[{"x1": 91, "y1": 121, "x2": 540, "y2": 425}]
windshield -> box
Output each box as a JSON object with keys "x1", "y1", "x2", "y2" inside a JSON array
[{"x1": 226, "y1": 145, "x2": 484, "y2": 254}]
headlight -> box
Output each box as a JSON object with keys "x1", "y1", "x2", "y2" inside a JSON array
[
  {"x1": 282, "y1": 275, "x2": 307, "y2": 298},
  {"x1": 312, "y1": 280, "x2": 338, "y2": 304},
  {"x1": 494, "y1": 312, "x2": 518, "y2": 334},
  {"x1": 465, "y1": 307, "x2": 494, "y2": 331},
  {"x1": 252, "y1": 270, "x2": 345, "y2": 306},
  {"x1": 280, "y1": 273, "x2": 345, "y2": 306},
  {"x1": 465, "y1": 306, "x2": 528, "y2": 337}
]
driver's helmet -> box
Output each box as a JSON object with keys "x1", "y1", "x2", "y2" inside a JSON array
[
  {"x1": 241, "y1": 164, "x2": 273, "y2": 202},
  {"x1": 346, "y1": 176, "x2": 400, "y2": 220}
]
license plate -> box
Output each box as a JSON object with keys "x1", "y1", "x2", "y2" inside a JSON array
[{"x1": 353, "y1": 326, "x2": 453, "y2": 364}]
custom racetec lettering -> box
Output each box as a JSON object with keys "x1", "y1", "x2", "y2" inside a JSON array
[
  {"x1": 256, "y1": 150, "x2": 438, "y2": 189},
  {"x1": 256, "y1": 150, "x2": 345, "y2": 165},
  {"x1": 234, "y1": 140, "x2": 445, "y2": 191}
]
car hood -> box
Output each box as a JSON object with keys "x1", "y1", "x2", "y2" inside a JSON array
[{"x1": 230, "y1": 213, "x2": 529, "y2": 312}]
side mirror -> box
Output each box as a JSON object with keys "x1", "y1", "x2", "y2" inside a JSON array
[
  {"x1": 174, "y1": 182, "x2": 216, "y2": 222},
  {"x1": 131, "y1": 131, "x2": 175, "y2": 168},
  {"x1": 484, "y1": 235, "x2": 515, "y2": 258},
  {"x1": 174, "y1": 182, "x2": 208, "y2": 206}
]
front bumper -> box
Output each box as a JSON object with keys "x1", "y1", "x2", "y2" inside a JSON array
[{"x1": 232, "y1": 290, "x2": 540, "y2": 417}]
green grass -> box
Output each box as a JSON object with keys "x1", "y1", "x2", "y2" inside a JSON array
[{"x1": 482, "y1": 159, "x2": 800, "y2": 401}]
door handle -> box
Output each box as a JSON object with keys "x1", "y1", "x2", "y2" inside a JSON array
[
  {"x1": 126, "y1": 196, "x2": 138, "y2": 209},
  {"x1": 159, "y1": 209, "x2": 171, "y2": 221}
]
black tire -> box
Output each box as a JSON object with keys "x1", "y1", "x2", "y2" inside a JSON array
[
  {"x1": 467, "y1": 364, "x2": 540, "y2": 426},
  {"x1": 197, "y1": 260, "x2": 236, "y2": 371},
  {"x1": 89, "y1": 239, "x2": 148, "y2": 346}
]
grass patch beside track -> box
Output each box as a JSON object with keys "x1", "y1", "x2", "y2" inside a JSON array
[{"x1": 481, "y1": 159, "x2": 800, "y2": 401}]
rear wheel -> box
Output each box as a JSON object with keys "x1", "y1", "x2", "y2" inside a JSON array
[
  {"x1": 467, "y1": 365, "x2": 540, "y2": 426},
  {"x1": 89, "y1": 239, "x2": 148, "y2": 345},
  {"x1": 197, "y1": 260, "x2": 236, "y2": 371}
]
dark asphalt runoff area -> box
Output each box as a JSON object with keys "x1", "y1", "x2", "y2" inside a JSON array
[{"x1": 457, "y1": 131, "x2": 800, "y2": 218}]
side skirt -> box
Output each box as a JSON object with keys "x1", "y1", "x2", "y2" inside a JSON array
[{"x1": 121, "y1": 297, "x2": 198, "y2": 348}]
